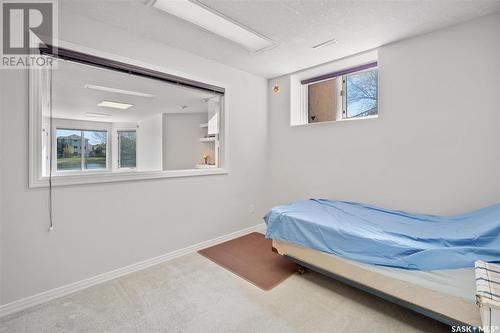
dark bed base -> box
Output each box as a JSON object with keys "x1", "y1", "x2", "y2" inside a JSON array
[{"x1": 283, "y1": 255, "x2": 471, "y2": 328}]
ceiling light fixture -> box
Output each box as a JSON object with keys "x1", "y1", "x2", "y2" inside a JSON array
[
  {"x1": 149, "y1": 0, "x2": 276, "y2": 53},
  {"x1": 312, "y1": 38, "x2": 338, "y2": 50},
  {"x1": 85, "y1": 112, "x2": 113, "y2": 118},
  {"x1": 85, "y1": 84, "x2": 154, "y2": 98},
  {"x1": 97, "y1": 100, "x2": 134, "y2": 110}
]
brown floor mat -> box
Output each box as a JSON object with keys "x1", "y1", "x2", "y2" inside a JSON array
[{"x1": 198, "y1": 232, "x2": 297, "y2": 290}]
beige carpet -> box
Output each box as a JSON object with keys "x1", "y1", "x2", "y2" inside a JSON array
[
  {"x1": 198, "y1": 232, "x2": 296, "y2": 290},
  {"x1": 0, "y1": 252, "x2": 449, "y2": 332}
]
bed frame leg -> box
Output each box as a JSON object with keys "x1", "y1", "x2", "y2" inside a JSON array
[{"x1": 297, "y1": 264, "x2": 307, "y2": 275}]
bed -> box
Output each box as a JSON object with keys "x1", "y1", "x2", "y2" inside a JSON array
[{"x1": 265, "y1": 199, "x2": 500, "y2": 327}]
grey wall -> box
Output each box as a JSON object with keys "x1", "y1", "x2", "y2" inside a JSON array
[
  {"x1": 137, "y1": 114, "x2": 163, "y2": 171},
  {"x1": 268, "y1": 13, "x2": 500, "y2": 215},
  {"x1": 0, "y1": 10, "x2": 269, "y2": 305}
]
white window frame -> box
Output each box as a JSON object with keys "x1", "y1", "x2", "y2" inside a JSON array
[
  {"x1": 53, "y1": 125, "x2": 110, "y2": 175},
  {"x1": 29, "y1": 41, "x2": 228, "y2": 188},
  {"x1": 303, "y1": 67, "x2": 378, "y2": 124},
  {"x1": 290, "y1": 50, "x2": 378, "y2": 127}
]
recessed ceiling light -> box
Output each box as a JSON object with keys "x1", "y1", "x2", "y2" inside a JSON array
[
  {"x1": 312, "y1": 38, "x2": 338, "y2": 50},
  {"x1": 85, "y1": 84, "x2": 154, "y2": 98},
  {"x1": 86, "y1": 112, "x2": 112, "y2": 118},
  {"x1": 150, "y1": 0, "x2": 276, "y2": 52},
  {"x1": 97, "y1": 100, "x2": 133, "y2": 110}
]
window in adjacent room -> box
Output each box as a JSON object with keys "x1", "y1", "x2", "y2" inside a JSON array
[
  {"x1": 302, "y1": 63, "x2": 378, "y2": 124},
  {"x1": 118, "y1": 130, "x2": 137, "y2": 169},
  {"x1": 56, "y1": 129, "x2": 108, "y2": 172}
]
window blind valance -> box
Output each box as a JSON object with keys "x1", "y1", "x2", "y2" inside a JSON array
[{"x1": 301, "y1": 61, "x2": 377, "y2": 85}]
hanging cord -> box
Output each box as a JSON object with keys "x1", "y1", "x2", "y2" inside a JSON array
[{"x1": 48, "y1": 66, "x2": 54, "y2": 231}]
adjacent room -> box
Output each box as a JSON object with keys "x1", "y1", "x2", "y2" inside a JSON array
[
  {"x1": 0, "y1": 0, "x2": 499, "y2": 332},
  {"x1": 46, "y1": 57, "x2": 222, "y2": 176}
]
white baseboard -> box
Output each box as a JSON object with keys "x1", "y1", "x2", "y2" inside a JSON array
[{"x1": 0, "y1": 223, "x2": 267, "y2": 318}]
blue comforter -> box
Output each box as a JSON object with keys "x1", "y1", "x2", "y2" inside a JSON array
[{"x1": 264, "y1": 199, "x2": 500, "y2": 270}]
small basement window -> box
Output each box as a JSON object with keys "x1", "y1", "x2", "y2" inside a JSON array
[{"x1": 301, "y1": 62, "x2": 378, "y2": 124}]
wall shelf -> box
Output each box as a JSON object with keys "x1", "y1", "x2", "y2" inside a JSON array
[
  {"x1": 199, "y1": 123, "x2": 208, "y2": 128},
  {"x1": 195, "y1": 164, "x2": 217, "y2": 169},
  {"x1": 200, "y1": 137, "x2": 216, "y2": 142}
]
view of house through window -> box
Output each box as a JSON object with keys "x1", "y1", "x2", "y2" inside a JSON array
[
  {"x1": 56, "y1": 129, "x2": 82, "y2": 171},
  {"x1": 306, "y1": 66, "x2": 378, "y2": 124},
  {"x1": 56, "y1": 129, "x2": 107, "y2": 171}
]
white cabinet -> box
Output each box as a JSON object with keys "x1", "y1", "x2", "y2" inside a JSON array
[
  {"x1": 198, "y1": 97, "x2": 221, "y2": 168},
  {"x1": 207, "y1": 98, "x2": 219, "y2": 136}
]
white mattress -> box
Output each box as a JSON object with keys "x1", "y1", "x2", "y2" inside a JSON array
[{"x1": 351, "y1": 260, "x2": 475, "y2": 301}]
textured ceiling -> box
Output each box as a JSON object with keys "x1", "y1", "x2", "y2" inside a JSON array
[{"x1": 60, "y1": 0, "x2": 500, "y2": 78}]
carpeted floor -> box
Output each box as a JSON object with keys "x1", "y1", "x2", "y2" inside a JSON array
[{"x1": 0, "y1": 251, "x2": 449, "y2": 332}]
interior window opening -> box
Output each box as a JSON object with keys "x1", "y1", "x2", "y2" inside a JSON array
[{"x1": 33, "y1": 51, "x2": 225, "y2": 185}]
